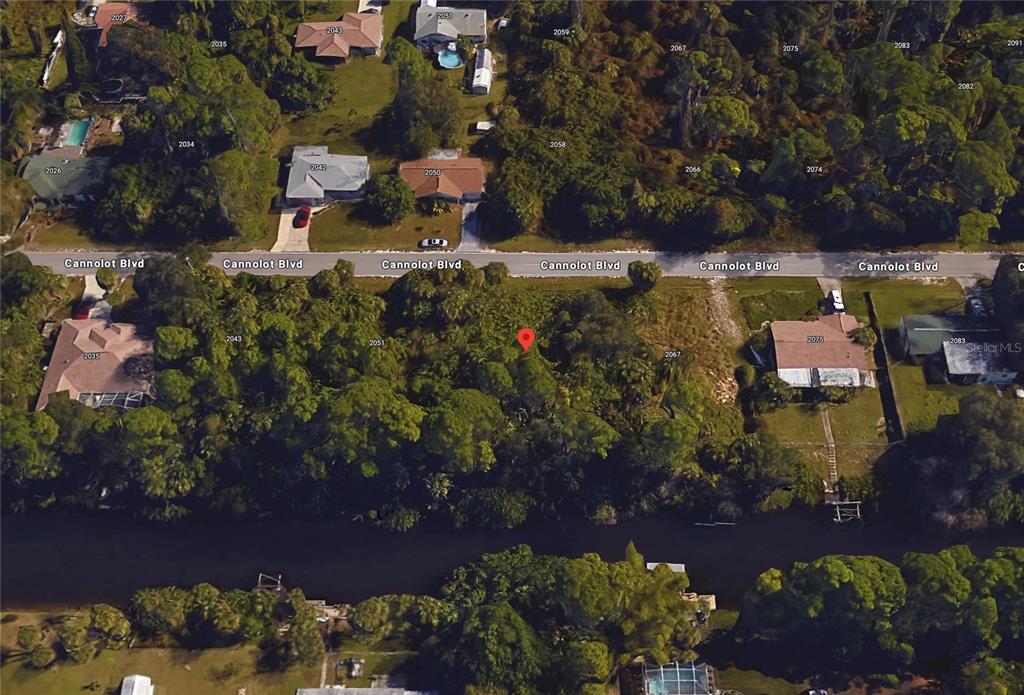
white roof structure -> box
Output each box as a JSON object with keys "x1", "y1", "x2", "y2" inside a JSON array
[
  {"x1": 646, "y1": 562, "x2": 686, "y2": 573},
  {"x1": 120, "y1": 675, "x2": 154, "y2": 695},
  {"x1": 471, "y1": 48, "x2": 493, "y2": 92},
  {"x1": 286, "y1": 146, "x2": 369, "y2": 200},
  {"x1": 414, "y1": 6, "x2": 487, "y2": 43},
  {"x1": 473, "y1": 120, "x2": 496, "y2": 132},
  {"x1": 296, "y1": 690, "x2": 438, "y2": 695},
  {"x1": 943, "y1": 342, "x2": 1017, "y2": 377}
]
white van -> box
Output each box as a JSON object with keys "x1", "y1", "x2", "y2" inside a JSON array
[{"x1": 829, "y1": 290, "x2": 845, "y2": 314}]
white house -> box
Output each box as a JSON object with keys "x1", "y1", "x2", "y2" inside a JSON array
[
  {"x1": 285, "y1": 146, "x2": 369, "y2": 206},
  {"x1": 414, "y1": 6, "x2": 486, "y2": 46}
]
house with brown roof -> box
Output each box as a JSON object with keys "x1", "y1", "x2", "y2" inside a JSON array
[
  {"x1": 36, "y1": 319, "x2": 155, "y2": 411},
  {"x1": 770, "y1": 314, "x2": 873, "y2": 388},
  {"x1": 398, "y1": 150, "x2": 485, "y2": 203},
  {"x1": 93, "y1": 3, "x2": 143, "y2": 47},
  {"x1": 294, "y1": 13, "x2": 384, "y2": 60}
]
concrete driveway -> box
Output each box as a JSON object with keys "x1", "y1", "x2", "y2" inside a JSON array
[
  {"x1": 457, "y1": 202, "x2": 485, "y2": 251},
  {"x1": 272, "y1": 208, "x2": 311, "y2": 253}
]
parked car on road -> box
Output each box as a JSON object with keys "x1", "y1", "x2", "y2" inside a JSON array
[
  {"x1": 293, "y1": 206, "x2": 312, "y2": 228},
  {"x1": 418, "y1": 238, "x2": 448, "y2": 248}
]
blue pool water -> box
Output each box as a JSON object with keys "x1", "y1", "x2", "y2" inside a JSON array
[
  {"x1": 66, "y1": 119, "x2": 90, "y2": 146},
  {"x1": 437, "y1": 49, "x2": 462, "y2": 69}
]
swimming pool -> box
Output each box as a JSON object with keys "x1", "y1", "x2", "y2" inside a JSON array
[
  {"x1": 65, "y1": 119, "x2": 90, "y2": 147},
  {"x1": 437, "y1": 49, "x2": 463, "y2": 69}
]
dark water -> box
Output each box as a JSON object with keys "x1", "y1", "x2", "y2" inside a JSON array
[{"x1": 3, "y1": 509, "x2": 1023, "y2": 609}]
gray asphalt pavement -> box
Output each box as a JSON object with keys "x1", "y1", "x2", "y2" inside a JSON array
[{"x1": 24, "y1": 249, "x2": 1012, "y2": 278}]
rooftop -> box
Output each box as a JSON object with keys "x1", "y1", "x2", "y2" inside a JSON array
[
  {"x1": 295, "y1": 13, "x2": 384, "y2": 58},
  {"x1": 771, "y1": 313, "x2": 868, "y2": 370},
  {"x1": 414, "y1": 6, "x2": 487, "y2": 40},
  {"x1": 18, "y1": 155, "x2": 110, "y2": 200},
  {"x1": 36, "y1": 319, "x2": 154, "y2": 411},
  {"x1": 120, "y1": 674, "x2": 154, "y2": 695},
  {"x1": 95, "y1": 3, "x2": 142, "y2": 47},
  {"x1": 287, "y1": 146, "x2": 369, "y2": 199},
  {"x1": 901, "y1": 314, "x2": 1002, "y2": 356},
  {"x1": 398, "y1": 151, "x2": 485, "y2": 199},
  {"x1": 643, "y1": 662, "x2": 713, "y2": 695},
  {"x1": 943, "y1": 341, "x2": 1018, "y2": 376}
]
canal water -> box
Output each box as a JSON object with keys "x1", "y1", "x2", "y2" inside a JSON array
[{"x1": 3, "y1": 509, "x2": 1022, "y2": 609}]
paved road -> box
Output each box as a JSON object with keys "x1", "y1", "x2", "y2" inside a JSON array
[{"x1": 24, "y1": 249, "x2": 1012, "y2": 278}]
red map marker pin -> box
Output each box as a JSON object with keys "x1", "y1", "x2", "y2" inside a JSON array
[{"x1": 517, "y1": 327, "x2": 536, "y2": 352}]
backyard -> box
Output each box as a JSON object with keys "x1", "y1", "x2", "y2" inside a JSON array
[{"x1": 0, "y1": 611, "x2": 320, "y2": 695}]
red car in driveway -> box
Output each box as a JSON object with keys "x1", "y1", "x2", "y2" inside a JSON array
[
  {"x1": 73, "y1": 300, "x2": 95, "y2": 319},
  {"x1": 294, "y1": 206, "x2": 312, "y2": 228}
]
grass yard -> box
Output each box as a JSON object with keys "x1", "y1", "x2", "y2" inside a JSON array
[
  {"x1": 889, "y1": 363, "x2": 985, "y2": 434},
  {"x1": 25, "y1": 219, "x2": 114, "y2": 250},
  {"x1": 841, "y1": 278, "x2": 965, "y2": 330},
  {"x1": 489, "y1": 234, "x2": 650, "y2": 252},
  {"x1": 727, "y1": 278, "x2": 823, "y2": 332},
  {"x1": 714, "y1": 666, "x2": 808, "y2": 695},
  {"x1": 308, "y1": 202, "x2": 461, "y2": 251},
  {"x1": 330, "y1": 650, "x2": 417, "y2": 688},
  {"x1": 272, "y1": 57, "x2": 399, "y2": 169},
  {"x1": 209, "y1": 212, "x2": 279, "y2": 252},
  {"x1": 0, "y1": 644, "x2": 320, "y2": 695},
  {"x1": 758, "y1": 388, "x2": 887, "y2": 478}
]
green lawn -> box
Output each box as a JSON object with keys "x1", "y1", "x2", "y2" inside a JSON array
[
  {"x1": 727, "y1": 278, "x2": 823, "y2": 332},
  {"x1": 331, "y1": 650, "x2": 417, "y2": 688},
  {"x1": 758, "y1": 388, "x2": 886, "y2": 477},
  {"x1": 841, "y1": 278, "x2": 966, "y2": 329},
  {"x1": 209, "y1": 212, "x2": 279, "y2": 252},
  {"x1": 714, "y1": 666, "x2": 808, "y2": 695},
  {"x1": 308, "y1": 202, "x2": 461, "y2": 251},
  {"x1": 272, "y1": 57, "x2": 398, "y2": 168},
  {"x1": 26, "y1": 219, "x2": 114, "y2": 250},
  {"x1": 1, "y1": 644, "x2": 320, "y2": 695},
  {"x1": 889, "y1": 363, "x2": 984, "y2": 434},
  {"x1": 489, "y1": 234, "x2": 650, "y2": 252}
]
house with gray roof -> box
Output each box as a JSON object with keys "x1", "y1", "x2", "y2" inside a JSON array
[
  {"x1": 286, "y1": 146, "x2": 369, "y2": 206},
  {"x1": 898, "y1": 314, "x2": 1002, "y2": 359},
  {"x1": 943, "y1": 341, "x2": 1018, "y2": 385},
  {"x1": 414, "y1": 6, "x2": 486, "y2": 47},
  {"x1": 18, "y1": 155, "x2": 110, "y2": 208}
]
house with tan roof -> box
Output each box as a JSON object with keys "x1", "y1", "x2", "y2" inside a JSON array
[
  {"x1": 398, "y1": 150, "x2": 484, "y2": 203},
  {"x1": 36, "y1": 319, "x2": 154, "y2": 411},
  {"x1": 294, "y1": 13, "x2": 384, "y2": 60},
  {"x1": 770, "y1": 314, "x2": 873, "y2": 388}
]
